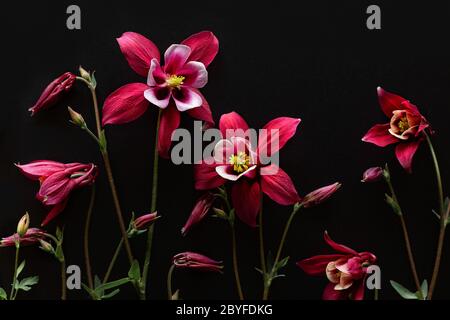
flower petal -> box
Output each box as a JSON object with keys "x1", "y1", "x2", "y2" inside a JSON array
[
  {"x1": 324, "y1": 231, "x2": 358, "y2": 255},
  {"x1": 362, "y1": 123, "x2": 398, "y2": 147},
  {"x1": 177, "y1": 61, "x2": 208, "y2": 88},
  {"x1": 41, "y1": 200, "x2": 68, "y2": 226},
  {"x1": 231, "y1": 180, "x2": 261, "y2": 227},
  {"x1": 350, "y1": 279, "x2": 366, "y2": 300},
  {"x1": 172, "y1": 87, "x2": 203, "y2": 111},
  {"x1": 258, "y1": 117, "x2": 301, "y2": 157},
  {"x1": 117, "y1": 32, "x2": 160, "y2": 77},
  {"x1": 297, "y1": 254, "x2": 344, "y2": 276},
  {"x1": 158, "y1": 104, "x2": 181, "y2": 159},
  {"x1": 16, "y1": 160, "x2": 66, "y2": 180},
  {"x1": 102, "y1": 83, "x2": 149, "y2": 125},
  {"x1": 377, "y1": 87, "x2": 408, "y2": 117},
  {"x1": 164, "y1": 44, "x2": 191, "y2": 74},
  {"x1": 182, "y1": 31, "x2": 219, "y2": 67},
  {"x1": 395, "y1": 140, "x2": 422, "y2": 173},
  {"x1": 216, "y1": 164, "x2": 257, "y2": 181},
  {"x1": 194, "y1": 157, "x2": 226, "y2": 190},
  {"x1": 147, "y1": 59, "x2": 167, "y2": 86},
  {"x1": 144, "y1": 86, "x2": 171, "y2": 109},
  {"x1": 322, "y1": 282, "x2": 348, "y2": 300},
  {"x1": 186, "y1": 89, "x2": 214, "y2": 127},
  {"x1": 219, "y1": 112, "x2": 249, "y2": 138},
  {"x1": 260, "y1": 164, "x2": 300, "y2": 205}
]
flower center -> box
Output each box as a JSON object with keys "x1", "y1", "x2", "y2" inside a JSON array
[
  {"x1": 397, "y1": 117, "x2": 410, "y2": 133},
  {"x1": 229, "y1": 152, "x2": 250, "y2": 173},
  {"x1": 166, "y1": 75, "x2": 185, "y2": 88}
]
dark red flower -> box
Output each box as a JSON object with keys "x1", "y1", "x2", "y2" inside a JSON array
[
  {"x1": 182, "y1": 193, "x2": 215, "y2": 236},
  {"x1": 1, "y1": 228, "x2": 47, "y2": 247},
  {"x1": 173, "y1": 252, "x2": 223, "y2": 272}
]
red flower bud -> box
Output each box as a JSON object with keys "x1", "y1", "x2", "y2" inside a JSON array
[
  {"x1": 181, "y1": 193, "x2": 215, "y2": 236},
  {"x1": 361, "y1": 167, "x2": 384, "y2": 183},
  {"x1": 173, "y1": 252, "x2": 223, "y2": 273},
  {"x1": 301, "y1": 182, "x2": 341, "y2": 208},
  {"x1": 134, "y1": 212, "x2": 159, "y2": 230},
  {"x1": 29, "y1": 72, "x2": 76, "y2": 116}
]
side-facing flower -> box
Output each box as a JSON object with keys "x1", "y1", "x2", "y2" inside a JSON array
[
  {"x1": 194, "y1": 112, "x2": 301, "y2": 227},
  {"x1": 362, "y1": 87, "x2": 431, "y2": 172},
  {"x1": 102, "y1": 31, "x2": 219, "y2": 158},
  {"x1": 297, "y1": 231, "x2": 376, "y2": 300},
  {"x1": 16, "y1": 160, "x2": 98, "y2": 226},
  {"x1": 128, "y1": 212, "x2": 160, "y2": 237},
  {"x1": 361, "y1": 167, "x2": 384, "y2": 183},
  {"x1": 173, "y1": 252, "x2": 223, "y2": 272},
  {"x1": 182, "y1": 193, "x2": 215, "y2": 236},
  {"x1": 300, "y1": 183, "x2": 341, "y2": 208},
  {"x1": 29, "y1": 72, "x2": 76, "y2": 115},
  {"x1": 1, "y1": 228, "x2": 47, "y2": 247}
]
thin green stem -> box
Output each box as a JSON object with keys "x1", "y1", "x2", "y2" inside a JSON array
[
  {"x1": 103, "y1": 239, "x2": 123, "y2": 284},
  {"x1": 230, "y1": 222, "x2": 244, "y2": 300},
  {"x1": 61, "y1": 258, "x2": 67, "y2": 300},
  {"x1": 425, "y1": 132, "x2": 446, "y2": 300},
  {"x1": 141, "y1": 109, "x2": 162, "y2": 299},
  {"x1": 259, "y1": 196, "x2": 266, "y2": 276},
  {"x1": 167, "y1": 264, "x2": 175, "y2": 300},
  {"x1": 83, "y1": 185, "x2": 96, "y2": 290},
  {"x1": 9, "y1": 243, "x2": 20, "y2": 300}
]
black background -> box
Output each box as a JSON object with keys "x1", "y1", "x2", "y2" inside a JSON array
[{"x1": 1, "y1": 0, "x2": 449, "y2": 300}]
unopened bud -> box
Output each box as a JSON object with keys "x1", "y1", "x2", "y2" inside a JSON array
[
  {"x1": 17, "y1": 212, "x2": 30, "y2": 237},
  {"x1": 68, "y1": 107, "x2": 86, "y2": 127},
  {"x1": 39, "y1": 239, "x2": 55, "y2": 254},
  {"x1": 79, "y1": 66, "x2": 91, "y2": 82}
]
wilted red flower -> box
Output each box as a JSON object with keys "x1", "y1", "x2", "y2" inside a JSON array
[
  {"x1": 102, "y1": 31, "x2": 219, "y2": 158},
  {"x1": 297, "y1": 232, "x2": 376, "y2": 300},
  {"x1": 1, "y1": 228, "x2": 47, "y2": 247},
  {"x1": 361, "y1": 167, "x2": 384, "y2": 183},
  {"x1": 182, "y1": 193, "x2": 215, "y2": 236},
  {"x1": 29, "y1": 72, "x2": 76, "y2": 115},
  {"x1": 173, "y1": 252, "x2": 223, "y2": 272},
  {"x1": 300, "y1": 183, "x2": 341, "y2": 208},
  {"x1": 194, "y1": 112, "x2": 301, "y2": 227},
  {"x1": 16, "y1": 161, "x2": 98, "y2": 226},
  {"x1": 362, "y1": 87, "x2": 431, "y2": 173}
]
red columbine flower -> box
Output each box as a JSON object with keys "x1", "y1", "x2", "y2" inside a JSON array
[
  {"x1": 297, "y1": 232, "x2": 376, "y2": 300},
  {"x1": 182, "y1": 193, "x2": 215, "y2": 236},
  {"x1": 133, "y1": 212, "x2": 159, "y2": 230},
  {"x1": 361, "y1": 167, "x2": 384, "y2": 183},
  {"x1": 362, "y1": 87, "x2": 431, "y2": 173},
  {"x1": 300, "y1": 183, "x2": 341, "y2": 208},
  {"x1": 29, "y1": 72, "x2": 76, "y2": 116},
  {"x1": 173, "y1": 252, "x2": 223, "y2": 272},
  {"x1": 102, "y1": 31, "x2": 219, "y2": 158},
  {"x1": 1, "y1": 228, "x2": 47, "y2": 247},
  {"x1": 16, "y1": 161, "x2": 98, "y2": 226},
  {"x1": 194, "y1": 112, "x2": 301, "y2": 227}
]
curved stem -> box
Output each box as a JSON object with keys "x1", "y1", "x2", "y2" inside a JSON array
[
  {"x1": 141, "y1": 109, "x2": 162, "y2": 299},
  {"x1": 83, "y1": 185, "x2": 96, "y2": 290},
  {"x1": 9, "y1": 244, "x2": 20, "y2": 300},
  {"x1": 103, "y1": 239, "x2": 123, "y2": 284},
  {"x1": 425, "y1": 133, "x2": 446, "y2": 300},
  {"x1": 384, "y1": 169, "x2": 423, "y2": 298},
  {"x1": 259, "y1": 196, "x2": 266, "y2": 276},
  {"x1": 61, "y1": 259, "x2": 67, "y2": 300},
  {"x1": 230, "y1": 222, "x2": 244, "y2": 300},
  {"x1": 167, "y1": 264, "x2": 175, "y2": 300}
]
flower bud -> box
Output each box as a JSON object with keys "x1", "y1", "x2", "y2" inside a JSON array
[
  {"x1": 68, "y1": 107, "x2": 86, "y2": 127},
  {"x1": 181, "y1": 193, "x2": 215, "y2": 236},
  {"x1": 173, "y1": 252, "x2": 223, "y2": 273},
  {"x1": 79, "y1": 66, "x2": 91, "y2": 82},
  {"x1": 134, "y1": 212, "x2": 159, "y2": 230},
  {"x1": 361, "y1": 167, "x2": 383, "y2": 183},
  {"x1": 301, "y1": 182, "x2": 342, "y2": 208},
  {"x1": 17, "y1": 213, "x2": 30, "y2": 237},
  {"x1": 38, "y1": 239, "x2": 55, "y2": 254}
]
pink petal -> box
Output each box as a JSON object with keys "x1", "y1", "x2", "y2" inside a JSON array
[
  {"x1": 194, "y1": 157, "x2": 226, "y2": 190},
  {"x1": 172, "y1": 87, "x2": 203, "y2": 111},
  {"x1": 117, "y1": 32, "x2": 160, "y2": 77},
  {"x1": 350, "y1": 279, "x2": 366, "y2": 300},
  {"x1": 177, "y1": 61, "x2": 208, "y2": 88},
  {"x1": 322, "y1": 282, "x2": 348, "y2": 300},
  {"x1": 395, "y1": 140, "x2": 421, "y2": 173},
  {"x1": 164, "y1": 44, "x2": 191, "y2": 74},
  {"x1": 324, "y1": 231, "x2": 358, "y2": 255},
  {"x1": 216, "y1": 164, "x2": 257, "y2": 181},
  {"x1": 362, "y1": 123, "x2": 398, "y2": 147},
  {"x1": 231, "y1": 180, "x2": 261, "y2": 227},
  {"x1": 186, "y1": 89, "x2": 214, "y2": 127},
  {"x1": 182, "y1": 31, "x2": 219, "y2": 68},
  {"x1": 147, "y1": 59, "x2": 167, "y2": 86},
  {"x1": 16, "y1": 160, "x2": 66, "y2": 180},
  {"x1": 157, "y1": 104, "x2": 181, "y2": 159},
  {"x1": 260, "y1": 164, "x2": 300, "y2": 205},
  {"x1": 258, "y1": 117, "x2": 301, "y2": 157},
  {"x1": 377, "y1": 87, "x2": 408, "y2": 117},
  {"x1": 102, "y1": 83, "x2": 149, "y2": 125},
  {"x1": 219, "y1": 112, "x2": 249, "y2": 138},
  {"x1": 41, "y1": 200, "x2": 68, "y2": 226},
  {"x1": 144, "y1": 86, "x2": 171, "y2": 109},
  {"x1": 297, "y1": 254, "x2": 345, "y2": 276}
]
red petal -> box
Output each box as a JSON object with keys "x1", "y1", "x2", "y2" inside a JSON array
[
  {"x1": 395, "y1": 140, "x2": 421, "y2": 173},
  {"x1": 117, "y1": 32, "x2": 160, "y2": 77},
  {"x1": 362, "y1": 123, "x2": 398, "y2": 147},
  {"x1": 157, "y1": 104, "x2": 181, "y2": 159},
  {"x1": 186, "y1": 89, "x2": 214, "y2": 127},
  {"x1": 16, "y1": 160, "x2": 66, "y2": 180},
  {"x1": 258, "y1": 117, "x2": 301, "y2": 157},
  {"x1": 350, "y1": 279, "x2": 366, "y2": 300},
  {"x1": 297, "y1": 254, "x2": 344, "y2": 276},
  {"x1": 377, "y1": 87, "x2": 407, "y2": 117},
  {"x1": 102, "y1": 83, "x2": 149, "y2": 125},
  {"x1": 219, "y1": 112, "x2": 249, "y2": 138},
  {"x1": 324, "y1": 231, "x2": 358, "y2": 255},
  {"x1": 182, "y1": 31, "x2": 219, "y2": 68},
  {"x1": 322, "y1": 282, "x2": 348, "y2": 300},
  {"x1": 231, "y1": 180, "x2": 261, "y2": 227},
  {"x1": 260, "y1": 164, "x2": 300, "y2": 205},
  {"x1": 194, "y1": 158, "x2": 226, "y2": 190},
  {"x1": 41, "y1": 200, "x2": 68, "y2": 226}
]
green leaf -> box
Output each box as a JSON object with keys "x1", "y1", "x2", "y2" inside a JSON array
[
  {"x1": 275, "y1": 256, "x2": 290, "y2": 271},
  {"x1": 99, "y1": 130, "x2": 108, "y2": 153},
  {"x1": 128, "y1": 260, "x2": 141, "y2": 282},
  {"x1": 15, "y1": 276, "x2": 39, "y2": 292},
  {"x1": 212, "y1": 208, "x2": 228, "y2": 220},
  {"x1": 0, "y1": 287, "x2": 7, "y2": 300},
  {"x1": 390, "y1": 280, "x2": 418, "y2": 299},
  {"x1": 90, "y1": 71, "x2": 97, "y2": 89},
  {"x1": 420, "y1": 280, "x2": 428, "y2": 300},
  {"x1": 56, "y1": 227, "x2": 64, "y2": 241},
  {"x1": 17, "y1": 260, "x2": 26, "y2": 277},
  {"x1": 94, "y1": 275, "x2": 102, "y2": 289},
  {"x1": 95, "y1": 277, "x2": 130, "y2": 294},
  {"x1": 101, "y1": 289, "x2": 120, "y2": 300},
  {"x1": 385, "y1": 194, "x2": 402, "y2": 216},
  {"x1": 82, "y1": 283, "x2": 99, "y2": 300},
  {"x1": 54, "y1": 244, "x2": 64, "y2": 263}
]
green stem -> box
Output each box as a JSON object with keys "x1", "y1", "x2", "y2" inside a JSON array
[
  {"x1": 141, "y1": 109, "x2": 162, "y2": 299},
  {"x1": 374, "y1": 288, "x2": 379, "y2": 301},
  {"x1": 259, "y1": 196, "x2": 266, "y2": 276},
  {"x1": 61, "y1": 258, "x2": 66, "y2": 300},
  {"x1": 84, "y1": 185, "x2": 96, "y2": 290},
  {"x1": 230, "y1": 222, "x2": 244, "y2": 300},
  {"x1": 167, "y1": 264, "x2": 175, "y2": 300},
  {"x1": 9, "y1": 243, "x2": 20, "y2": 300},
  {"x1": 103, "y1": 239, "x2": 123, "y2": 284},
  {"x1": 425, "y1": 133, "x2": 446, "y2": 300}
]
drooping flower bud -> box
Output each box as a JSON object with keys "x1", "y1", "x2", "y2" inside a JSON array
[
  {"x1": 17, "y1": 213, "x2": 30, "y2": 237},
  {"x1": 361, "y1": 167, "x2": 384, "y2": 183},
  {"x1": 181, "y1": 193, "x2": 215, "y2": 236},
  {"x1": 173, "y1": 252, "x2": 223, "y2": 273},
  {"x1": 68, "y1": 107, "x2": 86, "y2": 127},
  {"x1": 38, "y1": 239, "x2": 55, "y2": 254},
  {"x1": 128, "y1": 212, "x2": 159, "y2": 237},
  {"x1": 29, "y1": 72, "x2": 76, "y2": 116},
  {"x1": 301, "y1": 182, "x2": 342, "y2": 208}
]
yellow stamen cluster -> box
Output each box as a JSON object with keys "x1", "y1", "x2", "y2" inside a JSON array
[
  {"x1": 398, "y1": 117, "x2": 410, "y2": 132},
  {"x1": 166, "y1": 75, "x2": 185, "y2": 88},
  {"x1": 229, "y1": 152, "x2": 250, "y2": 173}
]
